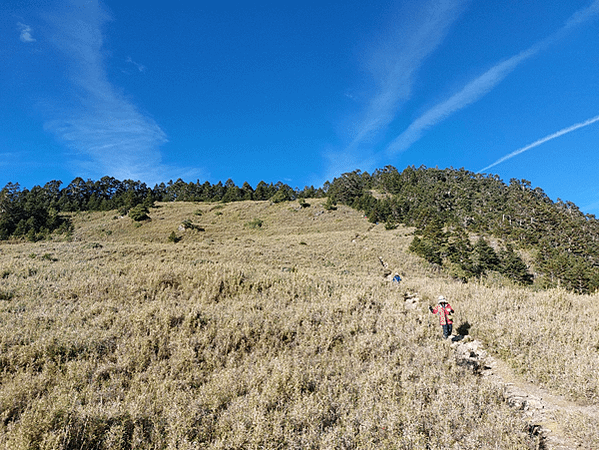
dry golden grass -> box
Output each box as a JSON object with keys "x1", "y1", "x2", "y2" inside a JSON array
[
  {"x1": 555, "y1": 409, "x2": 599, "y2": 448},
  {"x1": 1, "y1": 199, "x2": 595, "y2": 448}
]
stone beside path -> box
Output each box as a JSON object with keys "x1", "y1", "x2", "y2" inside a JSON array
[{"x1": 451, "y1": 335, "x2": 599, "y2": 450}]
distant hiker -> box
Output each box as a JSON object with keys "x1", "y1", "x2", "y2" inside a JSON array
[
  {"x1": 429, "y1": 295, "x2": 454, "y2": 339},
  {"x1": 392, "y1": 273, "x2": 401, "y2": 283}
]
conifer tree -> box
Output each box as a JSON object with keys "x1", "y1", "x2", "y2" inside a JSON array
[
  {"x1": 499, "y1": 244, "x2": 533, "y2": 285},
  {"x1": 472, "y1": 237, "x2": 501, "y2": 277}
]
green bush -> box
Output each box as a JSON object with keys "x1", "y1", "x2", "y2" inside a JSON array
[
  {"x1": 324, "y1": 197, "x2": 337, "y2": 211},
  {"x1": 41, "y1": 253, "x2": 57, "y2": 262},
  {"x1": 129, "y1": 205, "x2": 150, "y2": 221},
  {"x1": 245, "y1": 218, "x2": 263, "y2": 229},
  {"x1": 181, "y1": 219, "x2": 204, "y2": 231}
]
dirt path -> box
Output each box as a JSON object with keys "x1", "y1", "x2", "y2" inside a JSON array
[{"x1": 451, "y1": 336, "x2": 599, "y2": 450}]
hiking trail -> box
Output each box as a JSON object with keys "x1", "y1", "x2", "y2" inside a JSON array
[{"x1": 451, "y1": 336, "x2": 599, "y2": 449}]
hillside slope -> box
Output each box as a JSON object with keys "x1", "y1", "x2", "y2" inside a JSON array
[
  {"x1": 328, "y1": 166, "x2": 599, "y2": 293},
  {"x1": 0, "y1": 199, "x2": 597, "y2": 449}
]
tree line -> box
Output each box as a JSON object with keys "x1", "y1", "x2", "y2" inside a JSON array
[
  {"x1": 0, "y1": 177, "x2": 325, "y2": 242},
  {"x1": 326, "y1": 166, "x2": 599, "y2": 293},
  {"x1": 4, "y1": 166, "x2": 599, "y2": 294}
]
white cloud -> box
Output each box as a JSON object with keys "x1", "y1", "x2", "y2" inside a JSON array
[
  {"x1": 322, "y1": 146, "x2": 378, "y2": 183},
  {"x1": 45, "y1": 101, "x2": 168, "y2": 181},
  {"x1": 564, "y1": 0, "x2": 599, "y2": 28},
  {"x1": 324, "y1": 0, "x2": 468, "y2": 178},
  {"x1": 41, "y1": 0, "x2": 176, "y2": 183},
  {"x1": 386, "y1": 46, "x2": 538, "y2": 155},
  {"x1": 17, "y1": 22, "x2": 36, "y2": 43},
  {"x1": 479, "y1": 114, "x2": 599, "y2": 172},
  {"x1": 386, "y1": 0, "x2": 599, "y2": 156},
  {"x1": 351, "y1": 0, "x2": 469, "y2": 148},
  {"x1": 126, "y1": 56, "x2": 146, "y2": 72}
]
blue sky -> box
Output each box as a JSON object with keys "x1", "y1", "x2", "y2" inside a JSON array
[{"x1": 2, "y1": 0, "x2": 599, "y2": 214}]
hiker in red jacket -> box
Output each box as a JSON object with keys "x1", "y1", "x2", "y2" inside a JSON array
[{"x1": 429, "y1": 295, "x2": 454, "y2": 339}]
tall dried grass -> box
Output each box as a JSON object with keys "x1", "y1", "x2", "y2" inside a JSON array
[{"x1": 1, "y1": 199, "x2": 591, "y2": 448}]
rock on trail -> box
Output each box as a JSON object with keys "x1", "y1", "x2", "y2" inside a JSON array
[{"x1": 450, "y1": 336, "x2": 599, "y2": 450}]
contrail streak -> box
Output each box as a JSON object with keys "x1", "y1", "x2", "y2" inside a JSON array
[
  {"x1": 479, "y1": 114, "x2": 599, "y2": 172},
  {"x1": 385, "y1": 0, "x2": 599, "y2": 156},
  {"x1": 386, "y1": 46, "x2": 537, "y2": 155}
]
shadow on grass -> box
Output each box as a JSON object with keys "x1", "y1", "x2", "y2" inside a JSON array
[{"x1": 456, "y1": 321, "x2": 471, "y2": 336}]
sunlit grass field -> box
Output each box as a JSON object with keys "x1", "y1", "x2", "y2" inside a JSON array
[{"x1": 1, "y1": 199, "x2": 597, "y2": 449}]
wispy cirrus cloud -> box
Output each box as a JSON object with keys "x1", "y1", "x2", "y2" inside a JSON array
[
  {"x1": 126, "y1": 56, "x2": 146, "y2": 73},
  {"x1": 564, "y1": 0, "x2": 599, "y2": 28},
  {"x1": 386, "y1": 0, "x2": 599, "y2": 156},
  {"x1": 40, "y1": 0, "x2": 178, "y2": 183},
  {"x1": 17, "y1": 22, "x2": 36, "y2": 42},
  {"x1": 386, "y1": 46, "x2": 539, "y2": 154},
  {"x1": 479, "y1": 114, "x2": 599, "y2": 172},
  {"x1": 352, "y1": 0, "x2": 469, "y2": 148},
  {"x1": 323, "y1": 0, "x2": 468, "y2": 180}
]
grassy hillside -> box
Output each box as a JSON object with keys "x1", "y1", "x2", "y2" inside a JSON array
[
  {"x1": 1, "y1": 199, "x2": 597, "y2": 449},
  {"x1": 329, "y1": 167, "x2": 599, "y2": 293}
]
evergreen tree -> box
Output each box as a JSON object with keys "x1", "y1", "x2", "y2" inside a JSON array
[
  {"x1": 328, "y1": 170, "x2": 365, "y2": 206},
  {"x1": 409, "y1": 218, "x2": 447, "y2": 265},
  {"x1": 241, "y1": 182, "x2": 254, "y2": 200},
  {"x1": 499, "y1": 244, "x2": 533, "y2": 285},
  {"x1": 446, "y1": 226, "x2": 474, "y2": 281},
  {"x1": 270, "y1": 184, "x2": 296, "y2": 203},
  {"x1": 472, "y1": 237, "x2": 501, "y2": 277},
  {"x1": 222, "y1": 179, "x2": 242, "y2": 203},
  {"x1": 254, "y1": 181, "x2": 273, "y2": 200}
]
